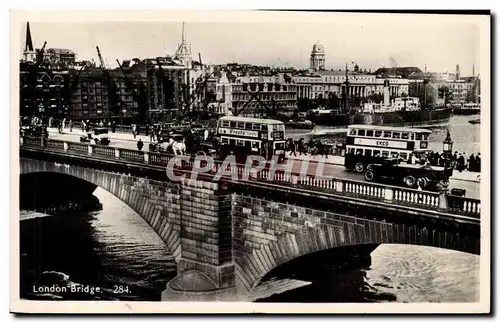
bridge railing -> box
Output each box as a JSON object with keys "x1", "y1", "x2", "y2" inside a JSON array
[{"x1": 19, "y1": 136, "x2": 481, "y2": 218}]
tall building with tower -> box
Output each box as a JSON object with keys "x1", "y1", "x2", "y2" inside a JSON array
[
  {"x1": 310, "y1": 42, "x2": 325, "y2": 71},
  {"x1": 174, "y1": 22, "x2": 192, "y2": 69}
]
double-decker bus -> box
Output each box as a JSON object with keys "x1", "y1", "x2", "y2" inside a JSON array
[
  {"x1": 344, "y1": 125, "x2": 432, "y2": 173},
  {"x1": 216, "y1": 116, "x2": 286, "y2": 162}
]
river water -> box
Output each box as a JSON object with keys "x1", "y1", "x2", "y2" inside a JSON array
[{"x1": 19, "y1": 115, "x2": 481, "y2": 303}]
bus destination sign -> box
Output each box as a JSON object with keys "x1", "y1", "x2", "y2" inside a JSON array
[
  {"x1": 218, "y1": 128, "x2": 259, "y2": 138},
  {"x1": 354, "y1": 138, "x2": 408, "y2": 149}
]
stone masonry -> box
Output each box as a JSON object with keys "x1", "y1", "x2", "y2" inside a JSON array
[{"x1": 20, "y1": 158, "x2": 480, "y2": 299}]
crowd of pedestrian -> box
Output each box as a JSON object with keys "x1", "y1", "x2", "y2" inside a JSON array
[{"x1": 424, "y1": 151, "x2": 481, "y2": 172}]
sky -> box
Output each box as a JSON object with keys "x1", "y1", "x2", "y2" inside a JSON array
[{"x1": 18, "y1": 12, "x2": 484, "y2": 76}]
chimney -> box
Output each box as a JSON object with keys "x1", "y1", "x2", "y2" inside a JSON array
[
  {"x1": 472, "y1": 64, "x2": 475, "y2": 77},
  {"x1": 384, "y1": 80, "x2": 390, "y2": 107},
  {"x1": 456, "y1": 64, "x2": 460, "y2": 80}
]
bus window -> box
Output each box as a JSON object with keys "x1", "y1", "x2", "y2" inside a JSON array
[
  {"x1": 237, "y1": 122, "x2": 245, "y2": 129},
  {"x1": 252, "y1": 141, "x2": 259, "y2": 149},
  {"x1": 364, "y1": 149, "x2": 372, "y2": 156},
  {"x1": 422, "y1": 134, "x2": 429, "y2": 141},
  {"x1": 262, "y1": 125, "x2": 268, "y2": 131},
  {"x1": 230, "y1": 121, "x2": 236, "y2": 128},
  {"x1": 391, "y1": 152, "x2": 399, "y2": 158},
  {"x1": 383, "y1": 131, "x2": 392, "y2": 138},
  {"x1": 400, "y1": 152, "x2": 408, "y2": 160},
  {"x1": 244, "y1": 140, "x2": 251, "y2": 148},
  {"x1": 356, "y1": 148, "x2": 363, "y2": 155},
  {"x1": 221, "y1": 137, "x2": 229, "y2": 144},
  {"x1": 273, "y1": 125, "x2": 278, "y2": 131},
  {"x1": 348, "y1": 148, "x2": 355, "y2": 154},
  {"x1": 373, "y1": 150, "x2": 381, "y2": 157},
  {"x1": 222, "y1": 120, "x2": 230, "y2": 127},
  {"x1": 415, "y1": 133, "x2": 423, "y2": 140},
  {"x1": 275, "y1": 142, "x2": 285, "y2": 150},
  {"x1": 358, "y1": 129, "x2": 366, "y2": 136},
  {"x1": 349, "y1": 129, "x2": 357, "y2": 136},
  {"x1": 236, "y1": 139, "x2": 244, "y2": 146},
  {"x1": 374, "y1": 130, "x2": 382, "y2": 137},
  {"x1": 382, "y1": 151, "x2": 389, "y2": 157},
  {"x1": 410, "y1": 133, "x2": 415, "y2": 140},
  {"x1": 402, "y1": 133, "x2": 409, "y2": 140},
  {"x1": 252, "y1": 124, "x2": 261, "y2": 131},
  {"x1": 245, "y1": 123, "x2": 253, "y2": 130},
  {"x1": 393, "y1": 132, "x2": 401, "y2": 139},
  {"x1": 366, "y1": 130, "x2": 374, "y2": 137}
]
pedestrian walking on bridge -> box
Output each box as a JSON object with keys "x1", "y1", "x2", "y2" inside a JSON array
[{"x1": 137, "y1": 139, "x2": 144, "y2": 151}]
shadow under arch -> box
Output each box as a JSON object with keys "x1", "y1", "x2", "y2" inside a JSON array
[
  {"x1": 235, "y1": 214, "x2": 479, "y2": 295},
  {"x1": 19, "y1": 158, "x2": 182, "y2": 261}
]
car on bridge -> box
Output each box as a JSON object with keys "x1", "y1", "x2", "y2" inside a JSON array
[
  {"x1": 363, "y1": 158, "x2": 453, "y2": 190},
  {"x1": 80, "y1": 128, "x2": 110, "y2": 146}
]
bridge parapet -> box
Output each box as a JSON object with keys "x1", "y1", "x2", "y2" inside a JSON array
[{"x1": 20, "y1": 136, "x2": 481, "y2": 218}]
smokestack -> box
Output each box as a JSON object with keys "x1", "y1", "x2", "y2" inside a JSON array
[
  {"x1": 472, "y1": 64, "x2": 475, "y2": 77},
  {"x1": 456, "y1": 64, "x2": 460, "y2": 80},
  {"x1": 384, "y1": 80, "x2": 390, "y2": 107}
]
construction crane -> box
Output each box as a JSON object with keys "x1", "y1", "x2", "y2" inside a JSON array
[
  {"x1": 116, "y1": 59, "x2": 147, "y2": 125},
  {"x1": 233, "y1": 86, "x2": 277, "y2": 118},
  {"x1": 96, "y1": 46, "x2": 105, "y2": 68},
  {"x1": 93, "y1": 46, "x2": 130, "y2": 123},
  {"x1": 65, "y1": 61, "x2": 91, "y2": 117}
]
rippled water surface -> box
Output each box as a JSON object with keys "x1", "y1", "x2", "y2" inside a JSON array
[{"x1": 20, "y1": 188, "x2": 480, "y2": 302}]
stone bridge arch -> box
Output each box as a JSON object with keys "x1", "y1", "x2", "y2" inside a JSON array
[
  {"x1": 20, "y1": 158, "x2": 184, "y2": 261},
  {"x1": 231, "y1": 194, "x2": 480, "y2": 295}
]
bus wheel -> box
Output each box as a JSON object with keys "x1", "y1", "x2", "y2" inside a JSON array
[
  {"x1": 417, "y1": 177, "x2": 428, "y2": 189},
  {"x1": 354, "y1": 162, "x2": 364, "y2": 173},
  {"x1": 365, "y1": 169, "x2": 375, "y2": 181},
  {"x1": 404, "y1": 175, "x2": 417, "y2": 188}
]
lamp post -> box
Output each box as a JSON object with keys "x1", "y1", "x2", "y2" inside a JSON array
[
  {"x1": 438, "y1": 129, "x2": 454, "y2": 198},
  {"x1": 442, "y1": 129, "x2": 453, "y2": 160}
]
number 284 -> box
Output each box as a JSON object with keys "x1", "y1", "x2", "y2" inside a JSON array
[{"x1": 113, "y1": 285, "x2": 130, "y2": 294}]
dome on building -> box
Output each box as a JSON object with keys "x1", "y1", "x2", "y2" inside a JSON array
[{"x1": 312, "y1": 43, "x2": 325, "y2": 54}]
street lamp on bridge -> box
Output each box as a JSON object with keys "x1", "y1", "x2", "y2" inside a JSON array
[{"x1": 442, "y1": 129, "x2": 453, "y2": 158}]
